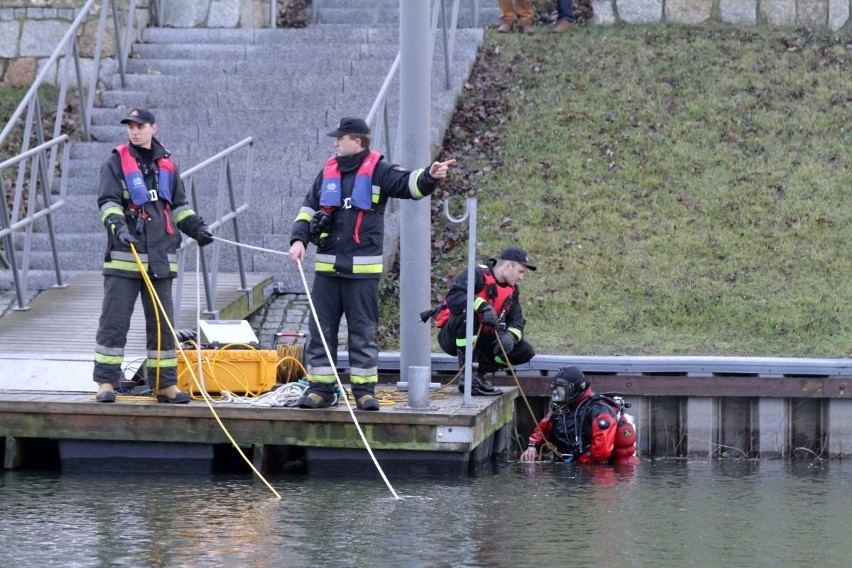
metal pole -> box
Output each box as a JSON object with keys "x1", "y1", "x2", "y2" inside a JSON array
[
  {"x1": 440, "y1": 197, "x2": 477, "y2": 406},
  {"x1": 397, "y1": 0, "x2": 432, "y2": 383},
  {"x1": 461, "y1": 198, "x2": 477, "y2": 406}
]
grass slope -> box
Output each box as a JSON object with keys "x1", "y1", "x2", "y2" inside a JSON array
[{"x1": 381, "y1": 23, "x2": 852, "y2": 357}]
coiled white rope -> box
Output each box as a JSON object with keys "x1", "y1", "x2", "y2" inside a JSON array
[{"x1": 216, "y1": 382, "x2": 307, "y2": 407}]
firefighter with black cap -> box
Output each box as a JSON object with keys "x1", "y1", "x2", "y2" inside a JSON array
[
  {"x1": 93, "y1": 107, "x2": 214, "y2": 403},
  {"x1": 289, "y1": 116, "x2": 456, "y2": 411},
  {"x1": 520, "y1": 366, "x2": 638, "y2": 464},
  {"x1": 430, "y1": 246, "x2": 537, "y2": 395}
]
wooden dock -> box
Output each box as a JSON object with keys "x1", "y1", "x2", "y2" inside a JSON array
[{"x1": 0, "y1": 385, "x2": 517, "y2": 476}]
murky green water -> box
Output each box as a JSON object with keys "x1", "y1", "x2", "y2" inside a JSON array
[{"x1": 1, "y1": 460, "x2": 850, "y2": 567}]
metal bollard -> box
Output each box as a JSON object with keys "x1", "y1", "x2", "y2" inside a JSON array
[{"x1": 407, "y1": 366, "x2": 431, "y2": 409}]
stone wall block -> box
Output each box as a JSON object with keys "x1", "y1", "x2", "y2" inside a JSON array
[
  {"x1": 720, "y1": 0, "x2": 757, "y2": 25},
  {"x1": 615, "y1": 0, "x2": 663, "y2": 24},
  {"x1": 50, "y1": 55, "x2": 98, "y2": 89},
  {"x1": 828, "y1": 0, "x2": 850, "y2": 30},
  {"x1": 240, "y1": 0, "x2": 268, "y2": 28},
  {"x1": 209, "y1": 0, "x2": 240, "y2": 28},
  {"x1": 36, "y1": 55, "x2": 57, "y2": 86},
  {"x1": 797, "y1": 0, "x2": 829, "y2": 27},
  {"x1": 591, "y1": 0, "x2": 616, "y2": 24},
  {"x1": 0, "y1": 1, "x2": 80, "y2": 7},
  {"x1": 163, "y1": 0, "x2": 207, "y2": 27},
  {"x1": 20, "y1": 19, "x2": 68, "y2": 57},
  {"x1": 760, "y1": 0, "x2": 797, "y2": 26},
  {"x1": 78, "y1": 18, "x2": 116, "y2": 58},
  {"x1": 0, "y1": 19, "x2": 19, "y2": 57},
  {"x1": 3, "y1": 56, "x2": 36, "y2": 87},
  {"x1": 665, "y1": 0, "x2": 712, "y2": 24}
]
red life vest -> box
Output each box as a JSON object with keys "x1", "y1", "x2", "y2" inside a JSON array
[
  {"x1": 434, "y1": 266, "x2": 514, "y2": 328},
  {"x1": 319, "y1": 150, "x2": 381, "y2": 244},
  {"x1": 320, "y1": 150, "x2": 381, "y2": 210},
  {"x1": 116, "y1": 144, "x2": 175, "y2": 206}
]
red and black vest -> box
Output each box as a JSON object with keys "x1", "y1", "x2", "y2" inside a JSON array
[
  {"x1": 116, "y1": 144, "x2": 175, "y2": 206},
  {"x1": 435, "y1": 266, "x2": 515, "y2": 328}
]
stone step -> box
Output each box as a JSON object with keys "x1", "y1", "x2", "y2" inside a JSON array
[
  {"x1": 140, "y1": 25, "x2": 393, "y2": 45},
  {"x1": 84, "y1": 123, "x2": 323, "y2": 148},
  {"x1": 124, "y1": 57, "x2": 353, "y2": 77},
  {"x1": 128, "y1": 41, "x2": 399, "y2": 63}
]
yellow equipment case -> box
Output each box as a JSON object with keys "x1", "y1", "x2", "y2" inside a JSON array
[{"x1": 177, "y1": 349, "x2": 279, "y2": 395}]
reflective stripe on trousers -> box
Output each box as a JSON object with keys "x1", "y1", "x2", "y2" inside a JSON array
[{"x1": 93, "y1": 275, "x2": 177, "y2": 388}]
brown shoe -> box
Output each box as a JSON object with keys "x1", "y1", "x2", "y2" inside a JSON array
[
  {"x1": 95, "y1": 383, "x2": 116, "y2": 403},
  {"x1": 497, "y1": 22, "x2": 512, "y2": 33},
  {"x1": 520, "y1": 22, "x2": 534, "y2": 34},
  {"x1": 553, "y1": 19, "x2": 576, "y2": 32}
]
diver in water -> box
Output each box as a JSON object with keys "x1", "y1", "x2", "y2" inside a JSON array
[{"x1": 520, "y1": 365, "x2": 638, "y2": 464}]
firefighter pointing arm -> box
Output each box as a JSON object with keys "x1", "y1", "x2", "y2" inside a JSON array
[
  {"x1": 288, "y1": 158, "x2": 456, "y2": 262},
  {"x1": 286, "y1": 117, "x2": 455, "y2": 411}
]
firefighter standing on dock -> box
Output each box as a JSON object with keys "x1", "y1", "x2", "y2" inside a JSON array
[
  {"x1": 288, "y1": 117, "x2": 456, "y2": 411},
  {"x1": 92, "y1": 108, "x2": 214, "y2": 403}
]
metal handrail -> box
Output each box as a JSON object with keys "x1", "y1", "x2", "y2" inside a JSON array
[
  {"x1": 173, "y1": 138, "x2": 255, "y2": 319},
  {"x1": 0, "y1": 0, "x2": 137, "y2": 310},
  {"x1": 0, "y1": 135, "x2": 70, "y2": 310},
  {"x1": 364, "y1": 0, "x2": 463, "y2": 161},
  {"x1": 0, "y1": 0, "x2": 134, "y2": 148}
]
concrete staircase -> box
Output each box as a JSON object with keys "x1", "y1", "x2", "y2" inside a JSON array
[{"x1": 28, "y1": 20, "x2": 483, "y2": 293}]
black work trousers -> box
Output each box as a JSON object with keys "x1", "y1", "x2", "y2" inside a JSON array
[
  {"x1": 437, "y1": 313, "x2": 535, "y2": 369},
  {"x1": 93, "y1": 275, "x2": 177, "y2": 388},
  {"x1": 303, "y1": 274, "x2": 379, "y2": 387}
]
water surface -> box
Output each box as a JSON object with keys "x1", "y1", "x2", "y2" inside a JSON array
[{"x1": 1, "y1": 460, "x2": 850, "y2": 567}]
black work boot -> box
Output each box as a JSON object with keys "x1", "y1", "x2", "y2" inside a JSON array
[
  {"x1": 458, "y1": 371, "x2": 502, "y2": 396},
  {"x1": 474, "y1": 366, "x2": 502, "y2": 395},
  {"x1": 352, "y1": 384, "x2": 380, "y2": 411},
  {"x1": 297, "y1": 382, "x2": 336, "y2": 409}
]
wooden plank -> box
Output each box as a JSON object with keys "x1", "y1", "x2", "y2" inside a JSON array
[{"x1": 0, "y1": 271, "x2": 270, "y2": 356}]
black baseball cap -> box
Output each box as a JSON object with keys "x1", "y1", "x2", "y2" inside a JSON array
[
  {"x1": 326, "y1": 117, "x2": 370, "y2": 137},
  {"x1": 497, "y1": 247, "x2": 536, "y2": 271},
  {"x1": 120, "y1": 107, "x2": 156, "y2": 125}
]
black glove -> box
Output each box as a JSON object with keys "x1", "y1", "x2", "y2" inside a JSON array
[
  {"x1": 194, "y1": 226, "x2": 214, "y2": 247},
  {"x1": 309, "y1": 210, "x2": 333, "y2": 246},
  {"x1": 175, "y1": 329, "x2": 197, "y2": 343},
  {"x1": 478, "y1": 304, "x2": 498, "y2": 328},
  {"x1": 494, "y1": 330, "x2": 516, "y2": 355},
  {"x1": 115, "y1": 224, "x2": 137, "y2": 246}
]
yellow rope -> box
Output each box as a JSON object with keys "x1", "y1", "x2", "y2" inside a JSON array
[
  {"x1": 275, "y1": 343, "x2": 305, "y2": 383},
  {"x1": 493, "y1": 331, "x2": 563, "y2": 461},
  {"x1": 128, "y1": 243, "x2": 281, "y2": 500}
]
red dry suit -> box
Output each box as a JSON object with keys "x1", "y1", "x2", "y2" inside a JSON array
[{"x1": 527, "y1": 389, "x2": 638, "y2": 464}]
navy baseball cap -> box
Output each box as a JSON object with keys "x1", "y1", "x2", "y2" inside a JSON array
[
  {"x1": 326, "y1": 117, "x2": 370, "y2": 137},
  {"x1": 497, "y1": 247, "x2": 536, "y2": 271},
  {"x1": 120, "y1": 107, "x2": 156, "y2": 125}
]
